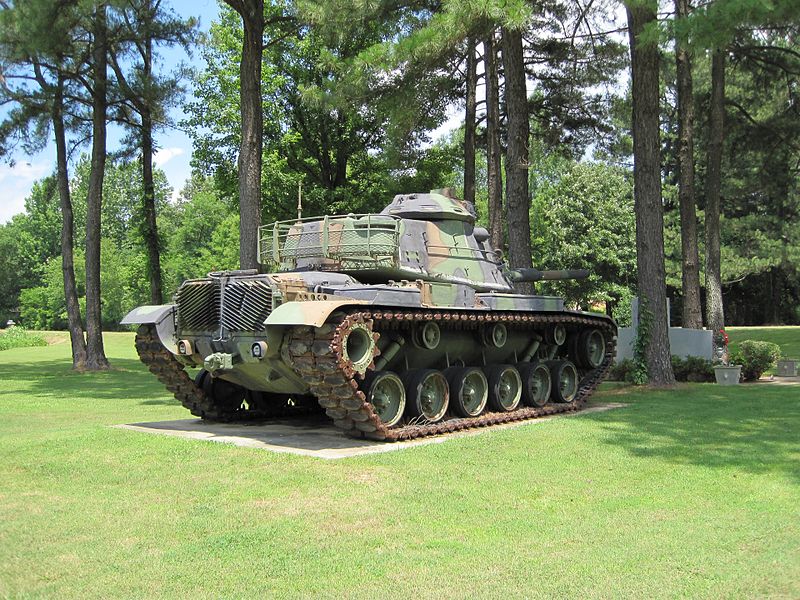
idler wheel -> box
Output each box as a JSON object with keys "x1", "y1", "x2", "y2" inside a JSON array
[
  {"x1": 443, "y1": 367, "x2": 488, "y2": 417},
  {"x1": 517, "y1": 362, "x2": 552, "y2": 407},
  {"x1": 572, "y1": 329, "x2": 606, "y2": 369},
  {"x1": 363, "y1": 371, "x2": 406, "y2": 427},
  {"x1": 546, "y1": 360, "x2": 579, "y2": 403},
  {"x1": 403, "y1": 369, "x2": 449, "y2": 423},
  {"x1": 485, "y1": 365, "x2": 522, "y2": 412}
]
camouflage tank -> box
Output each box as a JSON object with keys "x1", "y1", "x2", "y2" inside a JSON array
[{"x1": 124, "y1": 190, "x2": 617, "y2": 441}]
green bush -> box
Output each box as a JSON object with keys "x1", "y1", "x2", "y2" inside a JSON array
[
  {"x1": 607, "y1": 359, "x2": 634, "y2": 382},
  {"x1": 671, "y1": 356, "x2": 715, "y2": 382},
  {"x1": 0, "y1": 326, "x2": 47, "y2": 351},
  {"x1": 608, "y1": 355, "x2": 715, "y2": 383},
  {"x1": 606, "y1": 358, "x2": 646, "y2": 384},
  {"x1": 730, "y1": 340, "x2": 781, "y2": 381}
]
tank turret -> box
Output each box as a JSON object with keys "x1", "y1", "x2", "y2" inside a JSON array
[{"x1": 123, "y1": 190, "x2": 617, "y2": 441}]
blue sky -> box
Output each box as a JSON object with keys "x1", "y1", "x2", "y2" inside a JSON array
[
  {"x1": 0, "y1": 0, "x2": 221, "y2": 223},
  {"x1": 0, "y1": 0, "x2": 472, "y2": 224}
]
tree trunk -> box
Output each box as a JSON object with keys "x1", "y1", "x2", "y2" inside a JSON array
[
  {"x1": 501, "y1": 27, "x2": 533, "y2": 294},
  {"x1": 85, "y1": 4, "x2": 110, "y2": 370},
  {"x1": 674, "y1": 0, "x2": 702, "y2": 329},
  {"x1": 53, "y1": 75, "x2": 88, "y2": 370},
  {"x1": 140, "y1": 25, "x2": 162, "y2": 304},
  {"x1": 626, "y1": 2, "x2": 675, "y2": 386},
  {"x1": 463, "y1": 37, "x2": 477, "y2": 205},
  {"x1": 233, "y1": 0, "x2": 264, "y2": 270},
  {"x1": 705, "y1": 49, "x2": 725, "y2": 334},
  {"x1": 141, "y1": 108, "x2": 162, "y2": 304},
  {"x1": 484, "y1": 33, "x2": 503, "y2": 252}
]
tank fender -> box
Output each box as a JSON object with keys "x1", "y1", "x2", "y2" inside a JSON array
[
  {"x1": 265, "y1": 299, "x2": 368, "y2": 328},
  {"x1": 121, "y1": 304, "x2": 178, "y2": 354}
]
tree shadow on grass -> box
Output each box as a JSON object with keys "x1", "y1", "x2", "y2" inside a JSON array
[
  {"x1": 0, "y1": 358, "x2": 173, "y2": 402},
  {"x1": 586, "y1": 384, "x2": 800, "y2": 483}
]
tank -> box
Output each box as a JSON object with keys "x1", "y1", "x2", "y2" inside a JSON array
[{"x1": 123, "y1": 190, "x2": 617, "y2": 441}]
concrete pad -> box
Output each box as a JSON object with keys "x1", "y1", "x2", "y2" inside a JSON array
[
  {"x1": 114, "y1": 403, "x2": 627, "y2": 460},
  {"x1": 751, "y1": 376, "x2": 800, "y2": 385}
]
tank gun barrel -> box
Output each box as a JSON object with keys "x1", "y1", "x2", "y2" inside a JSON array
[{"x1": 507, "y1": 268, "x2": 590, "y2": 283}]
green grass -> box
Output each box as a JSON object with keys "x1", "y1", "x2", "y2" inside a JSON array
[
  {"x1": 0, "y1": 326, "x2": 47, "y2": 351},
  {"x1": 728, "y1": 326, "x2": 800, "y2": 360},
  {"x1": 1, "y1": 333, "x2": 799, "y2": 598}
]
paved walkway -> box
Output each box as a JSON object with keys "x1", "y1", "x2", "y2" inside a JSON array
[
  {"x1": 752, "y1": 376, "x2": 800, "y2": 385},
  {"x1": 115, "y1": 403, "x2": 627, "y2": 460}
]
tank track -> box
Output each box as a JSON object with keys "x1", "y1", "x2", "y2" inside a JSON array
[
  {"x1": 134, "y1": 324, "x2": 316, "y2": 422},
  {"x1": 285, "y1": 309, "x2": 617, "y2": 441}
]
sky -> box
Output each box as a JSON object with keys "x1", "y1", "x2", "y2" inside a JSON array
[
  {"x1": 0, "y1": 0, "x2": 221, "y2": 224},
  {"x1": 0, "y1": 0, "x2": 498, "y2": 225}
]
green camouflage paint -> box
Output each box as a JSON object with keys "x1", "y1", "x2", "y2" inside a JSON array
[{"x1": 123, "y1": 189, "x2": 602, "y2": 403}]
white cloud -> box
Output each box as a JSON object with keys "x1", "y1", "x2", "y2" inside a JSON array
[
  {"x1": 0, "y1": 162, "x2": 51, "y2": 224},
  {"x1": 154, "y1": 147, "x2": 185, "y2": 168},
  {"x1": 0, "y1": 161, "x2": 49, "y2": 185}
]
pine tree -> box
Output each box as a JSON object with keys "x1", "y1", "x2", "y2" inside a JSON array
[
  {"x1": 626, "y1": 0, "x2": 675, "y2": 386},
  {"x1": 501, "y1": 26, "x2": 534, "y2": 291},
  {"x1": 0, "y1": 0, "x2": 89, "y2": 369},
  {"x1": 674, "y1": 0, "x2": 703, "y2": 329},
  {"x1": 484, "y1": 32, "x2": 504, "y2": 251},
  {"x1": 704, "y1": 48, "x2": 726, "y2": 334},
  {"x1": 84, "y1": 2, "x2": 111, "y2": 370},
  {"x1": 463, "y1": 37, "x2": 477, "y2": 205},
  {"x1": 109, "y1": 0, "x2": 195, "y2": 304},
  {"x1": 221, "y1": 0, "x2": 295, "y2": 269}
]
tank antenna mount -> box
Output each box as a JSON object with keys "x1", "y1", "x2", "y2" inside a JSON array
[{"x1": 297, "y1": 181, "x2": 303, "y2": 221}]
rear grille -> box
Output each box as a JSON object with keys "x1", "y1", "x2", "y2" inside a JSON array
[
  {"x1": 176, "y1": 280, "x2": 220, "y2": 331},
  {"x1": 220, "y1": 279, "x2": 273, "y2": 332},
  {"x1": 175, "y1": 276, "x2": 275, "y2": 334}
]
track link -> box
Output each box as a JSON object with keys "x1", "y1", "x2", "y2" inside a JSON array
[{"x1": 285, "y1": 309, "x2": 617, "y2": 441}]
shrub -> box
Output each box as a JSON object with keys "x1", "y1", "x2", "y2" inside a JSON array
[
  {"x1": 0, "y1": 326, "x2": 47, "y2": 351},
  {"x1": 609, "y1": 356, "x2": 715, "y2": 383},
  {"x1": 671, "y1": 356, "x2": 715, "y2": 382},
  {"x1": 607, "y1": 359, "x2": 634, "y2": 382},
  {"x1": 730, "y1": 340, "x2": 781, "y2": 381},
  {"x1": 606, "y1": 358, "x2": 647, "y2": 384}
]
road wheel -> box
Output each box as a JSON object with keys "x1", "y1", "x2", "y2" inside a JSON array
[
  {"x1": 485, "y1": 365, "x2": 522, "y2": 412},
  {"x1": 572, "y1": 329, "x2": 606, "y2": 369},
  {"x1": 403, "y1": 369, "x2": 449, "y2": 422},
  {"x1": 518, "y1": 362, "x2": 552, "y2": 407},
  {"x1": 547, "y1": 360, "x2": 579, "y2": 403},
  {"x1": 443, "y1": 367, "x2": 488, "y2": 417},
  {"x1": 363, "y1": 371, "x2": 406, "y2": 427}
]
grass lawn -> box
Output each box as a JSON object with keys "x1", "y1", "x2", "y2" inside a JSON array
[
  {"x1": 728, "y1": 326, "x2": 800, "y2": 360},
  {"x1": 1, "y1": 333, "x2": 799, "y2": 598}
]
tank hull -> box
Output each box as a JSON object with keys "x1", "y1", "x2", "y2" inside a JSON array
[{"x1": 128, "y1": 282, "x2": 616, "y2": 440}]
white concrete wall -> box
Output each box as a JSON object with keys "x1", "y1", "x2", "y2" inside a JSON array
[
  {"x1": 615, "y1": 326, "x2": 712, "y2": 362},
  {"x1": 615, "y1": 297, "x2": 713, "y2": 362}
]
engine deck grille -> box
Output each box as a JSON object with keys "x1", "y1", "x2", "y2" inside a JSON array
[
  {"x1": 175, "y1": 276, "x2": 274, "y2": 334},
  {"x1": 175, "y1": 280, "x2": 220, "y2": 331},
  {"x1": 220, "y1": 279, "x2": 273, "y2": 332}
]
